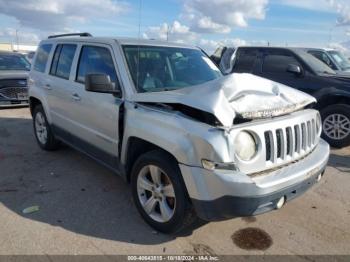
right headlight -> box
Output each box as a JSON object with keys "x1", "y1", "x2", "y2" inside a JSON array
[{"x1": 234, "y1": 131, "x2": 258, "y2": 161}]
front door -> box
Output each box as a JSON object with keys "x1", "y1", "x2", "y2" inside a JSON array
[{"x1": 67, "y1": 43, "x2": 123, "y2": 167}]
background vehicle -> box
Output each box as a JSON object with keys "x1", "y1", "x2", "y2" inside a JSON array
[
  {"x1": 29, "y1": 34, "x2": 329, "y2": 233},
  {"x1": 302, "y1": 48, "x2": 350, "y2": 73},
  {"x1": 0, "y1": 51, "x2": 30, "y2": 106},
  {"x1": 217, "y1": 46, "x2": 350, "y2": 148},
  {"x1": 25, "y1": 51, "x2": 36, "y2": 64},
  {"x1": 210, "y1": 46, "x2": 235, "y2": 74}
]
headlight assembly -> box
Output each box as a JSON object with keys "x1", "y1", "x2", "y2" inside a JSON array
[
  {"x1": 234, "y1": 131, "x2": 258, "y2": 161},
  {"x1": 316, "y1": 112, "x2": 322, "y2": 135}
]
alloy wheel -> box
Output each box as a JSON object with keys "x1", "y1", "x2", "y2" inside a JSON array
[
  {"x1": 136, "y1": 165, "x2": 176, "y2": 223},
  {"x1": 323, "y1": 113, "x2": 350, "y2": 140},
  {"x1": 35, "y1": 112, "x2": 48, "y2": 145}
]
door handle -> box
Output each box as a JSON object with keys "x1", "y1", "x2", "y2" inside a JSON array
[
  {"x1": 44, "y1": 84, "x2": 52, "y2": 90},
  {"x1": 71, "y1": 93, "x2": 81, "y2": 101}
]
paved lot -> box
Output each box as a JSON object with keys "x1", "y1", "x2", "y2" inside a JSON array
[{"x1": 0, "y1": 107, "x2": 349, "y2": 255}]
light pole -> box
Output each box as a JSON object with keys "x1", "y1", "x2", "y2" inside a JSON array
[
  {"x1": 15, "y1": 29, "x2": 19, "y2": 51},
  {"x1": 166, "y1": 24, "x2": 172, "y2": 41}
]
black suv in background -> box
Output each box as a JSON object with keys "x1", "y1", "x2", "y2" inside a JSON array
[{"x1": 218, "y1": 46, "x2": 350, "y2": 148}]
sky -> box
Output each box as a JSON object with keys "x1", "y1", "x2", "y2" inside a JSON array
[{"x1": 0, "y1": 0, "x2": 350, "y2": 53}]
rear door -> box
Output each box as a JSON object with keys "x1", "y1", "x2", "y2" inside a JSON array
[
  {"x1": 66, "y1": 43, "x2": 123, "y2": 165},
  {"x1": 255, "y1": 49, "x2": 313, "y2": 93},
  {"x1": 45, "y1": 43, "x2": 78, "y2": 133},
  {"x1": 31, "y1": 43, "x2": 53, "y2": 109}
]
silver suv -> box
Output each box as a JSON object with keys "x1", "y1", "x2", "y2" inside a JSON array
[{"x1": 29, "y1": 33, "x2": 330, "y2": 233}]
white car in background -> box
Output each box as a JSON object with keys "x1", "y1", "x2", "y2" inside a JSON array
[{"x1": 302, "y1": 48, "x2": 350, "y2": 74}]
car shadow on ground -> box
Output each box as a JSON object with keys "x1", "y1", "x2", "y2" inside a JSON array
[
  {"x1": 0, "y1": 117, "x2": 207, "y2": 245},
  {"x1": 328, "y1": 153, "x2": 350, "y2": 173},
  {"x1": 1, "y1": 116, "x2": 348, "y2": 245}
]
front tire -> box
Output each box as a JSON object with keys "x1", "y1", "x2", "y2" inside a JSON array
[
  {"x1": 33, "y1": 105, "x2": 60, "y2": 151},
  {"x1": 321, "y1": 104, "x2": 350, "y2": 148},
  {"x1": 131, "y1": 150, "x2": 196, "y2": 234}
]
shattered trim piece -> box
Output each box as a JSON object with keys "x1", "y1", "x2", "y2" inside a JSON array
[{"x1": 236, "y1": 100, "x2": 313, "y2": 119}]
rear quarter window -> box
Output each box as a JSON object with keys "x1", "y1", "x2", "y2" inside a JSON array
[{"x1": 33, "y1": 44, "x2": 52, "y2": 73}]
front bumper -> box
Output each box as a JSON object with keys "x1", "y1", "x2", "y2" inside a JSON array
[
  {"x1": 0, "y1": 99, "x2": 29, "y2": 107},
  {"x1": 179, "y1": 139, "x2": 329, "y2": 221},
  {"x1": 0, "y1": 87, "x2": 29, "y2": 107}
]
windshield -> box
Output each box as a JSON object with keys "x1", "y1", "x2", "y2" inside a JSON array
[
  {"x1": 297, "y1": 50, "x2": 336, "y2": 75},
  {"x1": 0, "y1": 53, "x2": 31, "y2": 71},
  {"x1": 328, "y1": 50, "x2": 350, "y2": 71},
  {"x1": 123, "y1": 45, "x2": 222, "y2": 93}
]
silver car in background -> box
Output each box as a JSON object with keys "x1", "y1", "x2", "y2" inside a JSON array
[
  {"x1": 303, "y1": 48, "x2": 350, "y2": 74},
  {"x1": 0, "y1": 51, "x2": 30, "y2": 106}
]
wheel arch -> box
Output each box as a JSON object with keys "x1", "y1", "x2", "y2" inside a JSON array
[
  {"x1": 123, "y1": 137, "x2": 180, "y2": 183},
  {"x1": 316, "y1": 94, "x2": 350, "y2": 110},
  {"x1": 29, "y1": 96, "x2": 52, "y2": 124},
  {"x1": 29, "y1": 96, "x2": 42, "y2": 116}
]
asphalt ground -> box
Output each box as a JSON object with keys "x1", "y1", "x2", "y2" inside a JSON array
[{"x1": 0, "y1": 107, "x2": 349, "y2": 257}]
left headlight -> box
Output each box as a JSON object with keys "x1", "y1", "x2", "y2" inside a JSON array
[{"x1": 234, "y1": 131, "x2": 258, "y2": 161}]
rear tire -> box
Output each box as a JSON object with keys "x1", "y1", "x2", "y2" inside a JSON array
[
  {"x1": 131, "y1": 150, "x2": 197, "y2": 234},
  {"x1": 320, "y1": 104, "x2": 350, "y2": 148},
  {"x1": 33, "y1": 105, "x2": 60, "y2": 151}
]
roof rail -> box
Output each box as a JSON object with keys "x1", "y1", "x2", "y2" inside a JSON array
[{"x1": 48, "y1": 32, "x2": 92, "y2": 39}]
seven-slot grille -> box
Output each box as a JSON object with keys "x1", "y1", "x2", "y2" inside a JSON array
[
  {"x1": 264, "y1": 118, "x2": 319, "y2": 164},
  {"x1": 0, "y1": 79, "x2": 28, "y2": 100}
]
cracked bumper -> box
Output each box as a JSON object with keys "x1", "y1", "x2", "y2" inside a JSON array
[{"x1": 179, "y1": 139, "x2": 329, "y2": 221}]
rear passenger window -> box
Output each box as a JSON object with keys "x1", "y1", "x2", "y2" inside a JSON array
[
  {"x1": 233, "y1": 50, "x2": 257, "y2": 73},
  {"x1": 76, "y1": 46, "x2": 117, "y2": 83},
  {"x1": 50, "y1": 44, "x2": 77, "y2": 79},
  {"x1": 34, "y1": 44, "x2": 52, "y2": 73},
  {"x1": 263, "y1": 54, "x2": 301, "y2": 73}
]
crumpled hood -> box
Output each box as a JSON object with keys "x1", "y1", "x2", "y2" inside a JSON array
[{"x1": 130, "y1": 73, "x2": 316, "y2": 127}]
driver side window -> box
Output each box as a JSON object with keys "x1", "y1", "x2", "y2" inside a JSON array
[
  {"x1": 76, "y1": 45, "x2": 118, "y2": 84},
  {"x1": 263, "y1": 52, "x2": 301, "y2": 73}
]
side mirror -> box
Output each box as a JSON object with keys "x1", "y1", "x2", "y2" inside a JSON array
[
  {"x1": 286, "y1": 64, "x2": 302, "y2": 76},
  {"x1": 85, "y1": 74, "x2": 121, "y2": 96}
]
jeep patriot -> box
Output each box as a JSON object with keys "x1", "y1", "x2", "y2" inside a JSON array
[{"x1": 28, "y1": 33, "x2": 329, "y2": 233}]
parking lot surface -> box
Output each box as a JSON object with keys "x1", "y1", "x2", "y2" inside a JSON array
[{"x1": 0, "y1": 107, "x2": 349, "y2": 255}]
